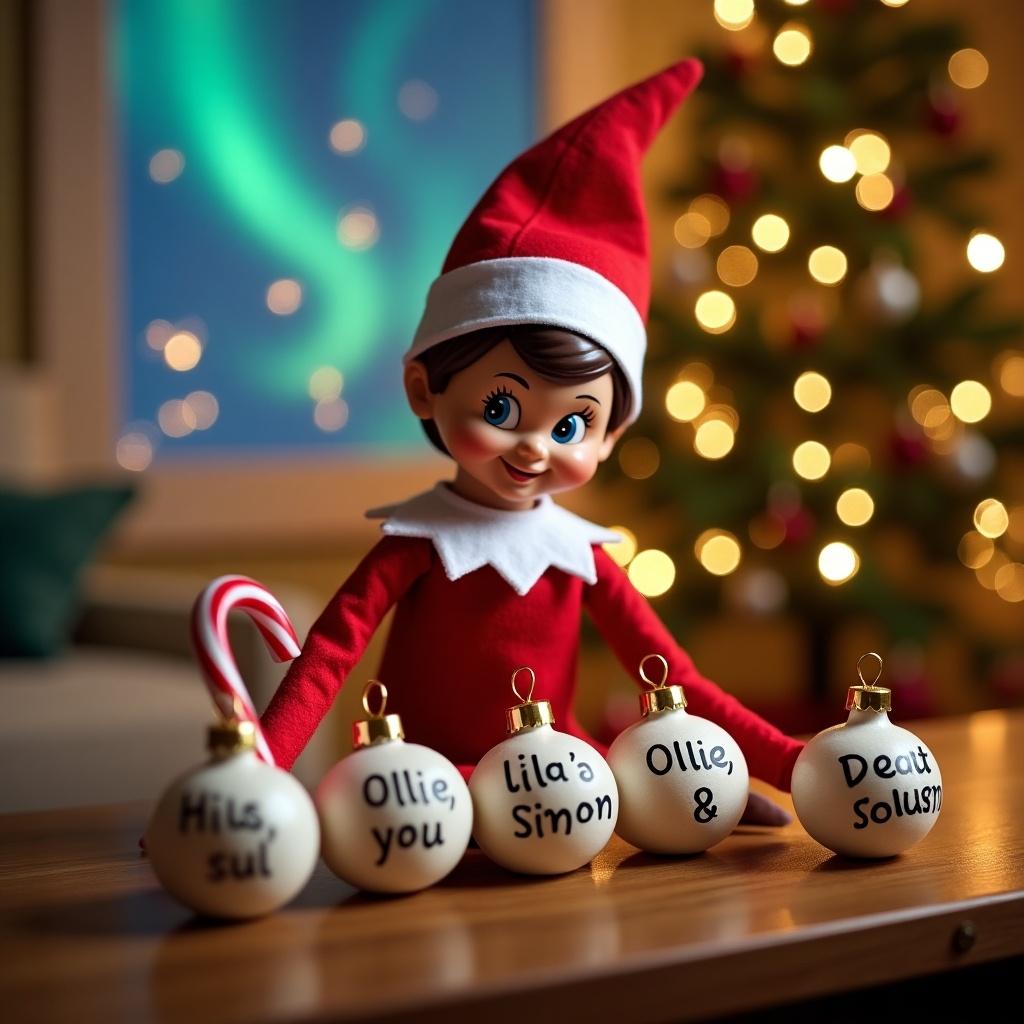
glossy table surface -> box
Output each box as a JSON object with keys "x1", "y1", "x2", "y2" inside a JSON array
[{"x1": 1, "y1": 710, "x2": 1022, "y2": 1023}]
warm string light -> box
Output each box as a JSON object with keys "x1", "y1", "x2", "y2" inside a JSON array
[
  {"x1": 713, "y1": 0, "x2": 755, "y2": 32},
  {"x1": 793, "y1": 371, "x2": 832, "y2": 413},
  {"x1": 751, "y1": 213, "x2": 790, "y2": 252},
  {"x1": 716, "y1": 245, "x2": 759, "y2": 287},
  {"x1": 948, "y1": 48, "x2": 989, "y2": 90},
  {"x1": 819, "y1": 145, "x2": 856, "y2": 183},
  {"x1": 836, "y1": 488, "x2": 874, "y2": 527},
  {"x1": 994, "y1": 351, "x2": 1024, "y2": 397},
  {"x1": 695, "y1": 290, "x2": 737, "y2": 333},
  {"x1": 818, "y1": 542, "x2": 860, "y2": 584},
  {"x1": 309, "y1": 366, "x2": 344, "y2": 401},
  {"x1": 966, "y1": 232, "x2": 1005, "y2": 273},
  {"x1": 628, "y1": 550, "x2": 676, "y2": 597},
  {"x1": 773, "y1": 22, "x2": 812, "y2": 66},
  {"x1": 695, "y1": 529, "x2": 742, "y2": 576},
  {"x1": 314, "y1": 398, "x2": 349, "y2": 432},
  {"x1": 974, "y1": 498, "x2": 1009, "y2": 539},
  {"x1": 793, "y1": 440, "x2": 830, "y2": 480},
  {"x1": 115, "y1": 431, "x2": 154, "y2": 472},
  {"x1": 808, "y1": 246, "x2": 847, "y2": 285},
  {"x1": 949, "y1": 380, "x2": 992, "y2": 423},
  {"x1": 665, "y1": 380, "x2": 706, "y2": 422}
]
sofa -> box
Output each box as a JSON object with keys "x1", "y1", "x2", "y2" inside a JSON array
[{"x1": 0, "y1": 567, "x2": 337, "y2": 814}]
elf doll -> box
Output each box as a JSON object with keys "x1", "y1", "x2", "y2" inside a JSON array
[{"x1": 261, "y1": 59, "x2": 804, "y2": 824}]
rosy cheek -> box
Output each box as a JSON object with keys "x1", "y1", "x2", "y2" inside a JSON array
[
  {"x1": 447, "y1": 422, "x2": 504, "y2": 460},
  {"x1": 558, "y1": 448, "x2": 598, "y2": 487}
]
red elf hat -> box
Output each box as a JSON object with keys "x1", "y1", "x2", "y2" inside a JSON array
[{"x1": 406, "y1": 58, "x2": 704, "y2": 423}]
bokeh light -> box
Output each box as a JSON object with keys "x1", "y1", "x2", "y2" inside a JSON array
[
  {"x1": 115, "y1": 431, "x2": 154, "y2": 472},
  {"x1": 819, "y1": 145, "x2": 856, "y2": 183},
  {"x1": 145, "y1": 319, "x2": 174, "y2": 351},
  {"x1": 665, "y1": 380, "x2": 706, "y2": 422},
  {"x1": 773, "y1": 22, "x2": 812, "y2": 66},
  {"x1": 846, "y1": 131, "x2": 891, "y2": 174},
  {"x1": 995, "y1": 351, "x2": 1024, "y2": 397},
  {"x1": 183, "y1": 390, "x2": 219, "y2": 430},
  {"x1": 694, "y1": 419, "x2": 736, "y2": 459},
  {"x1": 818, "y1": 542, "x2": 860, "y2": 584},
  {"x1": 836, "y1": 488, "x2": 874, "y2": 526},
  {"x1": 995, "y1": 563, "x2": 1024, "y2": 603},
  {"x1": 793, "y1": 440, "x2": 831, "y2": 480},
  {"x1": 329, "y1": 118, "x2": 366, "y2": 154},
  {"x1": 948, "y1": 48, "x2": 989, "y2": 90},
  {"x1": 832, "y1": 442, "x2": 871, "y2": 471},
  {"x1": 793, "y1": 371, "x2": 832, "y2": 412},
  {"x1": 673, "y1": 211, "x2": 712, "y2": 248},
  {"x1": 751, "y1": 213, "x2": 790, "y2": 252},
  {"x1": 314, "y1": 397, "x2": 350, "y2": 432},
  {"x1": 713, "y1": 0, "x2": 755, "y2": 31},
  {"x1": 266, "y1": 279, "x2": 303, "y2": 315},
  {"x1": 695, "y1": 290, "x2": 737, "y2": 333},
  {"x1": 308, "y1": 366, "x2": 344, "y2": 401},
  {"x1": 163, "y1": 331, "x2": 202, "y2": 371},
  {"x1": 949, "y1": 380, "x2": 992, "y2": 423},
  {"x1": 149, "y1": 148, "x2": 185, "y2": 184},
  {"x1": 398, "y1": 79, "x2": 438, "y2": 121},
  {"x1": 716, "y1": 245, "x2": 759, "y2": 287},
  {"x1": 974, "y1": 498, "x2": 1009, "y2": 538},
  {"x1": 158, "y1": 398, "x2": 198, "y2": 438},
  {"x1": 808, "y1": 245, "x2": 848, "y2": 285},
  {"x1": 619, "y1": 437, "x2": 660, "y2": 479},
  {"x1": 695, "y1": 529, "x2": 742, "y2": 576},
  {"x1": 966, "y1": 232, "x2": 1005, "y2": 273},
  {"x1": 958, "y1": 531, "x2": 995, "y2": 570},
  {"x1": 628, "y1": 549, "x2": 676, "y2": 597},
  {"x1": 603, "y1": 526, "x2": 638, "y2": 567},
  {"x1": 337, "y1": 206, "x2": 380, "y2": 250},
  {"x1": 855, "y1": 173, "x2": 895, "y2": 211},
  {"x1": 689, "y1": 195, "x2": 730, "y2": 236}
]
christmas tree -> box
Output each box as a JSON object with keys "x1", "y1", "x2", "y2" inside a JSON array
[{"x1": 600, "y1": 0, "x2": 1024, "y2": 720}]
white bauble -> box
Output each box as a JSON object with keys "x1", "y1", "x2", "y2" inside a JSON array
[
  {"x1": 317, "y1": 740, "x2": 472, "y2": 893},
  {"x1": 470, "y1": 725, "x2": 618, "y2": 875},
  {"x1": 146, "y1": 749, "x2": 320, "y2": 918},
  {"x1": 792, "y1": 707, "x2": 942, "y2": 858},
  {"x1": 609, "y1": 708, "x2": 748, "y2": 854}
]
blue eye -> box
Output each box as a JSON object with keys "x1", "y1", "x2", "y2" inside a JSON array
[
  {"x1": 552, "y1": 413, "x2": 587, "y2": 445},
  {"x1": 482, "y1": 390, "x2": 521, "y2": 430}
]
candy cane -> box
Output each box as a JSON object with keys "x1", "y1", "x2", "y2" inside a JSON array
[{"x1": 190, "y1": 575, "x2": 302, "y2": 765}]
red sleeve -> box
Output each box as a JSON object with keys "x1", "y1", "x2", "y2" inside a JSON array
[
  {"x1": 260, "y1": 535, "x2": 433, "y2": 771},
  {"x1": 584, "y1": 546, "x2": 804, "y2": 791}
]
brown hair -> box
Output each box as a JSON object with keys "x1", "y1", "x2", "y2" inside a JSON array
[{"x1": 414, "y1": 325, "x2": 631, "y2": 456}]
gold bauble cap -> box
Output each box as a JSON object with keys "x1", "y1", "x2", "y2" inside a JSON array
[
  {"x1": 207, "y1": 717, "x2": 257, "y2": 758},
  {"x1": 353, "y1": 681, "x2": 405, "y2": 748},
  {"x1": 506, "y1": 667, "x2": 555, "y2": 735},
  {"x1": 637, "y1": 653, "x2": 687, "y2": 717},
  {"x1": 846, "y1": 652, "x2": 893, "y2": 713}
]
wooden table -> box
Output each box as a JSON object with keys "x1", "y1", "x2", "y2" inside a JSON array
[{"x1": 2, "y1": 710, "x2": 1022, "y2": 1023}]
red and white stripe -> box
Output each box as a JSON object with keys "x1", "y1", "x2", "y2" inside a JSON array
[{"x1": 190, "y1": 575, "x2": 301, "y2": 765}]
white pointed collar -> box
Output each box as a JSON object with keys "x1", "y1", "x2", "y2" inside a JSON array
[{"x1": 366, "y1": 483, "x2": 620, "y2": 596}]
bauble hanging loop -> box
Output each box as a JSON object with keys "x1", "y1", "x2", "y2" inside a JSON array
[
  {"x1": 792, "y1": 653, "x2": 942, "y2": 858},
  {"x1": 608, "y1": 653, "x2": 748, "y2": 854},
  {"x1": 317, "y1": 678, "x2": 472, "y2": 893},
  {"x1": 470, "y1": 666, "x2": 618, "y2": 875}
]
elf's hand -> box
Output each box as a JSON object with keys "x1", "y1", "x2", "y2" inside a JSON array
[{"x1": 739, "y1": 791, "x2": 792, "y2": 827}]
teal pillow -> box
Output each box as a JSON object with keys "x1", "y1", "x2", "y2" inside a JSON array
[{"x1": 0, "y1": 483, "x2": 135, "y2": 657}]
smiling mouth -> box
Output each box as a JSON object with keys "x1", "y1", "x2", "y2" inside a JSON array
[{"x1": 501, "y1": 458, "x2": 545, "y2": 483}]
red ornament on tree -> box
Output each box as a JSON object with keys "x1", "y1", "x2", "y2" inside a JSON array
[
  {"x1": 889, "y1": 424, "x2": 930, "y2": 468},
  {"x1": 711, "y1": 161, "x2": 758, "y2": 204},
  {"x1": 926, "y1": 92, "x2": 961, "y2": 137}
]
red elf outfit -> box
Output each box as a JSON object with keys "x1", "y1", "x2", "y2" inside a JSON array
[{"x1": 261, "y1": 60, "x2": 804, "y2": 791}]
